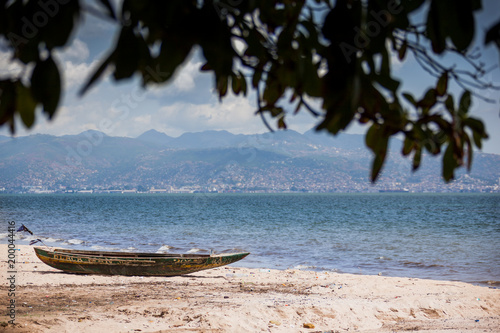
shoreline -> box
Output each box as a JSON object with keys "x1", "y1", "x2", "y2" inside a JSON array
[
  {"x1": 5, "y1": 240, "x2": 499, "y2": 288},
  {"x1": 1, "y1": 245, "x2": 500, "y2": 332}
]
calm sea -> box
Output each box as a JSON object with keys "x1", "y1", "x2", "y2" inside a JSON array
[{"x1": 1, "y1": 193, "x2": 499, "y2": 285}]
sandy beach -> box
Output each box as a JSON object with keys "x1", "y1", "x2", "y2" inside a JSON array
[{"x1": 1, "y1": 245, "x2": 499, "y2": 332}]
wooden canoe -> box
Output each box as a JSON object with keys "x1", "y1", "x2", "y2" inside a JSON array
[{"x1": 34, "y1": 247, "x2": 249, "y2": 276}]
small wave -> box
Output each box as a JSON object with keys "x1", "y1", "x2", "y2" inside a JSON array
[
  {"x1": 90, "y1": 245, "x2": 115, "y2": 251},
  {"x1": 220, "y1": 247, "x2": 247, "y2": 253},
  {"x1": 0, "y1": 233, "x2": 8, "y2": 240},
  {"x1": 401, "y1": 261, "x2": 445, "y2": 269},
  {"x1": 44, "y1": 237, "x2": 60, "y2": 243},
  {"x1": 187, "y1": 248, "x2": 202, "y2": 254},
  {"x1": 66, "y1": 239, "x2": 85, "y2": 245},
  {"x1": 156, "y1": 245, "x2": 172, "y2": 253},
  {"x1": 15, "y1": 233, "x2": 27, "y2": 240},
  {"x1": 293, "y1": 264, "x2": 316, "y2": 270},
  {"x1": 483, "y1": 281, "x2": 500, "y2": 287}
]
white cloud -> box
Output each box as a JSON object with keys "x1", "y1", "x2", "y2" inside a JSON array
[
  {"x1": 155, "y1": 95, "x2": 263, "y2": 136},
  {"x1": 132, "y1": 115, "x2": 152, "y2": 127},
  {"x1": 58, "y1": 39, "x2": 90, "y2": 63},
  {"x1": 62, "y1": 58, "x2": 99, "y2": 90},
  {"x1": 0, "y1": 50, "x2": 33, "y2": 81},
  {"x1": 172, "y1": 60, "x2": 200, "y2": 92}
]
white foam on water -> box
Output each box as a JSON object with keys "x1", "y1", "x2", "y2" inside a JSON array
[
  {"x1": 293, "y1": 264, "x2": 315, "y2": 270},
  {"x1": 66, "y1": 239, "x2": 85, "y2": 245},
  {"x1": 44, "y1": 238, "x2": 59, "y2": 243},
  {"x1": 156, "y1": 245, "x2": 172, "y2": 253},
  {"x1": 90, "y1": 245, "x2": 114, "y2": 251}
]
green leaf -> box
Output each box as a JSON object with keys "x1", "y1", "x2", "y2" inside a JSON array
[
  {"x1": 365, "y1": 123, "x2": 377, "y2": 151},
  {"x1": 463, "y1": 117, "x2": 485, "y2": 134},
  {"x1": 16, "y1": 82, "x2": 37, "y2": 128},
  {"x1": 426, "y1": 0, "x2": 445, "y2": 54},
  {"x1": 412, "y1": 146, "x2": 422, "y2": 171},
  {"x1": 231, "y1": 73, "x2": 241, "y2": 95},
  {"x1": 417, "y1": 89, "x2": 437, "y2": 112},
  {"x1": 444, "y1": 95, "x2": 454, "y2": 115},
  {"x1": 463, "y1": 133, "x2": 473, "y2": 171},
  {"x1": 380, "y1": 46, "x2": 391, "y2": 76},
  {"x1": 40, "y1": 0, "x2": 80, "y2": 50},
  {"x1": 239, "y1": 71, "x2": 248, "y2": 96},
  {"x1": 436, "y1": 72, "x2": 448, "y2": 96},
  {"x1": 200, "y1": 63, "x2": 212, "y2": 71},
  {"x1": 402, "y1": 92, "x2": 417, "y2": 106},
  {"x1": 446, "y1": 1, "x2": 475, "y2": 51},
  {"x1": 252, "y1": 69, "x2": 263, "y2": 89},
  {"x1": 217, "y1": 75, "x2": 228, "y2": 100},
  {"x1": 0, "y1": 81, "x2": 16, "y2": 128},
  {"x1": 113, "y1": 28, "x2": 140, "y2": 80},
  {"x1": 464, "y1": 117, "x2": 487, "y2": 149},
  {"x1": 371, "y1": 153, "x2": 386, "y2": 182},
  {"x1": 150, "y1": 37, "x2": 192, "y2": 85},
  {"x1": 398, "y1": 41, "x2": 407, "y2": 61},
  {"x1": 472, "y1": 131, "x2": 483, "y2": 149},
  {"x1": 402, "y1": 136, "x2": 414, "y2": 156},
  {"x1": 458, "y1": 90, "x2": 471, "y2": 115},
  {"x1": 401, "y1": 0, "x2": 426, "y2": 13},
  {"x1": 442, "y1": 143, "x2": 456, "y2": 182},
  {"x1": 277, "y1": 117, "x2": 287, "y2": 129},
  {"x1": 31, "y1": 56, "x2": 61, "y2": 117},
  {"x1": 375, "y1": 75, "x2": 400, "y2": 93},
  {"x1": 365, "y1": 124, "x2": 388, "y2": 182}
]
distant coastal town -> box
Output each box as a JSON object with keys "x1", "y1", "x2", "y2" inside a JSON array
[
  {"x1": 2, "y1": 130, "x2": 499, "y2": 195},
  {"x1": 4, "y1": 175, "x2": 500, "y2": 194}
]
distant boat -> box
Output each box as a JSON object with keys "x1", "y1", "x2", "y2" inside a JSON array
[
  {"x1": 34, "y1": 247, "x2": 249, "y2": 276},
  {"x1": 378, "y1": 189, "x2": 410, "y2": 193}
]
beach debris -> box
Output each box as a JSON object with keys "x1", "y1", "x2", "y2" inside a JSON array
[
  {"x1": 226, "y1": 273, "x2": 248, "y2": 278},
  {"x1": 303, "y1": 323, "x2": 315, "y2": 328},
  {"x1": 269, "y1": 320, "x2": 281, "y2": 326}
]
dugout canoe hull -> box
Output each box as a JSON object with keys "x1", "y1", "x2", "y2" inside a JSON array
[{"x1": 34, "y1": 247, "x2": 249, "y2": 276}]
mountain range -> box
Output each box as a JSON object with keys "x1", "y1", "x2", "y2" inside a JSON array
[{"x1": 0, "y1": 129, "x2": 498, "y2": 192}]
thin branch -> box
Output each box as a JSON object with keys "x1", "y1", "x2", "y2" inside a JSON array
[
  {"x1": 256, "y1": 85, "x2": 274, "y2": 132},
  {"x1": 300, "y1": 96, "x2": 321, "y2": 117}
]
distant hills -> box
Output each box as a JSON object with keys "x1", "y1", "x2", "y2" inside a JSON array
[
  {"x1": 0, "y1": 129, "x2": 499, "y2": 192},
  {"x1": 134, "y1": 128, "x2": 368, "y2": 151}
]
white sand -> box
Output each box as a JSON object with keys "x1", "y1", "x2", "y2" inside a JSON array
[{"x1": 1, "y1": 245, "x2": 499, "y2": 332}]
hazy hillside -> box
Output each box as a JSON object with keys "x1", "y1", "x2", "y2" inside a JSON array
[{"x1": 0, "y1": 130, "x2": 498, "y2": 192}]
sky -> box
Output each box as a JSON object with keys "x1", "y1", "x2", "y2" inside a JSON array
[{"x1": 1, "y1": 1, "x2": 499, "y2": 155}]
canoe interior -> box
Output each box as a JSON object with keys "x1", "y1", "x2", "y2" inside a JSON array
[{"x1": 50, "y1": 248, "x2": 219, "y2": 259}]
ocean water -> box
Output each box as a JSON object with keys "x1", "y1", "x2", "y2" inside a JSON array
[{"x1": 1, "y1": 193, "x2": 499, "y2": 285}]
